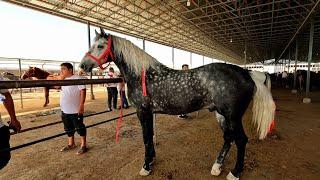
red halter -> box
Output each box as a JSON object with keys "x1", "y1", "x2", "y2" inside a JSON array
[{"x1": 86, "y1": 36, "x2": 114, "y2": 70}]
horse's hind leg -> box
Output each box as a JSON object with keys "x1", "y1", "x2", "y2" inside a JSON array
[
  {"x1": 211, "y1": 111, "x2": 234, "y2": 176},
  {"x1": 137, "y1": 106, "x2": 155, "y2": 176},
  {"x1": 226, "y1": 122, "x2": 248, "y2": 180}
]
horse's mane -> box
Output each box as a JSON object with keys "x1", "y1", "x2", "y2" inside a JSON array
[
  {"x1": 112, "y1": 36, "x2": 158, "y2": 76},
  {"x1": 34, "y1": 67, "x2": 49, "y2": 74}
]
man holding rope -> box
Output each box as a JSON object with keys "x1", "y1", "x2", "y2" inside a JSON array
[{"x1": 0, "y1": 75, "x2": 21, "y2": 170}]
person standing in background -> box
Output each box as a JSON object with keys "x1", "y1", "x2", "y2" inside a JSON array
[
  {"x1": 178, "y1": 64, "x2": 189, "y2": 119},
  {"x1": 105, "y1": 67, "x2": 118, "y2": 111},
  {"x1": 118, "y1": 74, "x2": 129, "y2": 109},
  {"x1": 0, "y1": 75, "x2": 21, "y2": 169}
]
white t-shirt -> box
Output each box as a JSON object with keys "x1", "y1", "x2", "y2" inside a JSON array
[
  {"x1": 60, "y1": 75, "x2": 86, "y2": 114},
  {"x1": 282, "y1": 72, "x2": 288, "y2": 78},
  {"x1": 105, "y1": 72, "x2": 118, "y2": 88},
  {"x1": 0, "y1": 75, "x2": 9, "y2": 128}
]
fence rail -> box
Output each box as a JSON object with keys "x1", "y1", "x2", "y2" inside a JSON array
[{"x1": 0, "y1": 78, "x2": 123, "y2": 89}]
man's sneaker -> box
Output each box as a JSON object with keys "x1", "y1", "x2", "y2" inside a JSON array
[{"x1": 60, "y1": 145, "x2": 76, "y2": 152}]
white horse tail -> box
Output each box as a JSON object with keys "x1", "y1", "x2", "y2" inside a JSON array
[{"x1": 250, "y1": 71, "x2": 276, "y2": 140}]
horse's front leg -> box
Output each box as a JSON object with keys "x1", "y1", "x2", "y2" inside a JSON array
[
  {"x1": 137, "y1": 104, "x2": 155, "y2": 176},
  {"x1": 44, "y1": 87, "x2": 49, "y2": 107}
]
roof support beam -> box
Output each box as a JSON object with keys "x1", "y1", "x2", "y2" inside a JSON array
[{"x1": 277, "y1": 0, "x2": 320, "y2": 61}]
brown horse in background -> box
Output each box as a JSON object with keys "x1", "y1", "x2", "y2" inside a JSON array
[{"x1": 22, "y1": 67, "x2": 61, "y2": 107}]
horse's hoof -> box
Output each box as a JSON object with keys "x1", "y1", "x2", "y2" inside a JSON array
[
  {"x1": 211, "y1": 163, "x2": 222, "y2": 176},
  {"x1": 139, "y1": 167, "x2": 151, "y2": 176},
  {"x1": 226, "y1": 172, "x2": 239, "y2": 180}
]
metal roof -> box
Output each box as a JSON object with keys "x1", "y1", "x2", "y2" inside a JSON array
[{"x1": 4, "y1": 0, "x2": 320, "y2": 64}]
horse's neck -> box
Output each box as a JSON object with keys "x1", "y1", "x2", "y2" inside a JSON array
[
  {"x1": 115, "y1": 55, "x2": 172, "y2": 82},
  {"x1": 112, "y1": 35, "x2": 177, "y2": 96},
  {"x1": 37, "y1": 70, "x2": 50, "y2": 79},
  {"x1": 113, "y1": 37, "x2": 173, "y2": 76},
  {"x1": 112, "y1": 36, "x2": 163, "y2": 74}
]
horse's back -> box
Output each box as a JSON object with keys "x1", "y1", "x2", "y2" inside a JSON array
[{"x1": 150, "y1": 63, "x2": 255, "y2": 115}]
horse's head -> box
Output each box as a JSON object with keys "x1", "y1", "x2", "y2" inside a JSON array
[
  {"x1": 22, "y1": 67, "x2": 48, "y2": 79},
  {"x1": 80, "y1": 28, "x2": 114, "y2": 73},
  {"x1": 22, "y1": 67, "x2": 37, "y2": 79},
  {"x1": 2, "y1": 72, "x2": 18, "y2": 80}
]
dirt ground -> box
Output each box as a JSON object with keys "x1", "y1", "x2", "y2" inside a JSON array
[{"x1": 0, "y1": 87, "x2": 319, "y2": 180}]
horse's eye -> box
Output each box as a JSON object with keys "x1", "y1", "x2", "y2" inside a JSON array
[{"x1": 97, "y1": 45, "x2": 104, "y2": 49}]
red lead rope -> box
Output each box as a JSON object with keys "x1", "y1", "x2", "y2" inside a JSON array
[
  {"x1": 141, "y1": 65, "x2": 147, "y2": 97},
  {"x1": 116, "y1": 90, "x2": 124, "y2": 143},
  {"x1": 268, "y1": 102, "x2": 276, "y2": 134},
  {"x1": 116, "y1": 67, "x2": 147, "y2": 143}
]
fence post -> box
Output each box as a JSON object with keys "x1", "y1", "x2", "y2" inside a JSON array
[{"x1": 18, "y1": 58, "x2": 23, "y2": 109}]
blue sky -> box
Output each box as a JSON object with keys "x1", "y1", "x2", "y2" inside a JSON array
[{"x1": 0, "y1": 1, "x2": 221, "y2": 70}]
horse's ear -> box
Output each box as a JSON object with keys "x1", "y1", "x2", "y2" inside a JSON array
[
  {"x1": 100, "y1": 27, "x2": 106, "y2": 36},
  {"x1": 95, "y1": 29, "x2": 99, "y2": 37}
]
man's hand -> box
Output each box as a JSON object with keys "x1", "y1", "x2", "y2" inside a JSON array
[
  {"x1": 9, "y1": 119, "x2": 21, "y2": 132},
  {"x1": 78, "y1": 89, "x2": 86, "y2": 115},
  {"x1": 78, "y1": 104, "x2": 84, "y2": 115}
]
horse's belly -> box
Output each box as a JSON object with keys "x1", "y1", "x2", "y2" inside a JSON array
[{"x1": 153, "y1": 96, "x2": 205, "y2": 115}]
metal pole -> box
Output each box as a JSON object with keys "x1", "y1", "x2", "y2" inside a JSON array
[
  {"x1": 18, "y1": 59, "x2": 23, "y2": 109},
  {"x1": 202, "y1": 56, "x2": 205, "y2": 65},
  {"x1": 274, "y1": 57, "x2": 277, "y2": 73},
  {"x1": 244, "y1": 42, "x2": 247, "y2": 68},
  {"x1": 73, "y1": 62, "x2": 76, "y2": 75},
  {"x1": 305, "y1": 18, "x2": 314, "y2": 100},
  {"x1": 0, "y1": 78, "x2": 123, "y2": 89},
  {"x1": 87, "y1": 22, "x2": 95, "y2": 100},
  {"x1": 172, "y1": 46, "x2": 174, "y2": 69},
  {"x1": 143, "y1": 38, "x2": 145, "y2": 50},
  {"x1": 288, "y1": 50, "x2": 291, "y2": 73},
  {"x1": 293, "y1": 40, "x2": 298, "y2": 92},
  {"x1": 190, "y1": 52, "x2": 192, "y2": 68}
]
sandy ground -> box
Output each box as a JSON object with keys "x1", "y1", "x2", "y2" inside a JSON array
[{"x1": 0, "y1": 87, "x2": 319, "y2": 180}]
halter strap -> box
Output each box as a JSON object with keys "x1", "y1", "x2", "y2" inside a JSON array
[{"x1": 86, "y1": 36, "x2": 114, "y2": 70}]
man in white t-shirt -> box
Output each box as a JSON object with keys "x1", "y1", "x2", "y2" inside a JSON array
[
  {"x1": 0, "y1": 75, "x2": 21, "y2": 169},
  {"x1": 59, "y1": 63, "x2": 88, "y2": 155}
]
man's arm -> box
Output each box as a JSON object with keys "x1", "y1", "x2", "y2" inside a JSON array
[
  {"x1": 78, "y1": 89, "x2": 86, "y2": 115},
  {"x1": 2, "y1": 92, "x2": 21, "y2": 132},
  {"x1": 47, "y1": 74, "x2": 64, "y2": 89}
]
